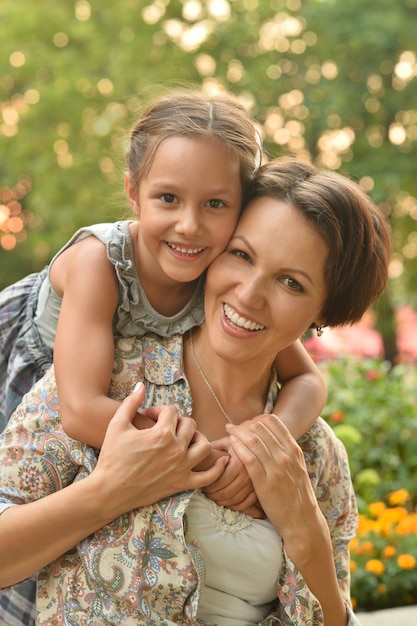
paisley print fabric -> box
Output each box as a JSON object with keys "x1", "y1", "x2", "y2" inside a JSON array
[{"x1": 0, "y1": 334, "x2": 361, "y2": 625}]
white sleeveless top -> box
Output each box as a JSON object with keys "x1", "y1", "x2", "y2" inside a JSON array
[{"x1": 187, "y1": 491, "x2": 282, "y2": 626}]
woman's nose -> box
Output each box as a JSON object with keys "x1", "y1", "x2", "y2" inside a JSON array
[{"x1": 235, "y1": 275, "x2": 266, "y2": 309}]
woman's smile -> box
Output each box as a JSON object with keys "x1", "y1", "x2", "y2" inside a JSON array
[{"x1": 205, "y1": 195, "x2": 328, "y2": 362}]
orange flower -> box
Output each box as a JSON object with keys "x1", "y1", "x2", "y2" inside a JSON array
[
  {"x1": 397, "y1": 513, "x2": 417, "y2": 535},
  {"x1": 377, "y1": 584, "x2": 387, "y2": 595},
  {"x1": 382, "y1": 545, "x2": 397, "y2": 558},
  {"x1": 388, "y1": 489, "x2": 410, "y2": 506},
  {"x1": 350, "y1": 560, "x2": 358, "y2": 573},
  {"x1": 329, "y1": 411, "x2": 344, "y2": 423},
  {"x1": 361, "y1": 540, "x2": 375, "y2": 555},
  {"x1": 368, "y1": 501, "x2": 386, "y2": 518},
  {"x1": 365, "y1": 559, "x2": 385, "y2": 575},
  {"x1": 397, "y1": 554, "x2": 417, "y2": 570}
]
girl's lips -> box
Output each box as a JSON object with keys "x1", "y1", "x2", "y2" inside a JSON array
[{"x1": 223, "y1": 303, "x2": 265, "y2": 331}]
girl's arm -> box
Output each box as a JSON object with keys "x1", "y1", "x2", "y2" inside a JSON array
[
  {"x1": 52, "y1": 236, "x2": 134, "y2": 447},
  {"x1": 272, "y1": 339, "x2": 327, "y2": 439}
]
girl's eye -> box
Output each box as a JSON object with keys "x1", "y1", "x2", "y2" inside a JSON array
[
  {"x1": 282, "y1": 277, "x2": 303, "y2": 292},
  {"x1": 207, "y1": 199, "x2": 225, "y2": 209},
  {"x1": 160, "y1": 193, "x2": 177, "y2": 204}
]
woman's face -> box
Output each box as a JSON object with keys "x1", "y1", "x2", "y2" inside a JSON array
[{"x1": 204, "y1": 195, "x2": 328, "y2": 365}]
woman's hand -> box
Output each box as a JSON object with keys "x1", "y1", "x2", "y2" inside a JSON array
[
  {"x1": 0, "y1": 385, "x2": 228, "y2": 587},
  {"x1": 226, "y1": 416, "x2": 348, "y2": 625},
  {"x1": 225, "y1": 417, "x2": 325, "y2": 565},
  {"x1": 92, "y1": 385, "x2": 229, "y2": 519}
]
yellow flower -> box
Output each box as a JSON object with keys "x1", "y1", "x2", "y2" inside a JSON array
[
  {"x1": 397, "y1": 554, "x2": 417, "y2": 570},
  {"x1": 365, "y1": 559, "x2": 385, "y2": 575},
  {"x1": 377, "y1": 584, "x2": 387, "y2": 595},
  {"x1": 388, "y1": 489, "x2": 410, "y2": 506},
  {"x1": 382, "y1": 545, "x2": 397, "y2": 558},
  {"x1": 350, "y1": 560, "x2": 358, "y2": 573}
]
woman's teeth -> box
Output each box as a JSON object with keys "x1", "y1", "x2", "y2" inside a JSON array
[{"x1": 223, "y1": 304, "x2": 265, "y2": 331}]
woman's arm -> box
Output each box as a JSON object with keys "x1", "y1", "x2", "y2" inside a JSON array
[
  {"x1": 272, "y1": 339, "x2": 327, "y2": 439},
  {"x1": 0, "y1": 389, "x2": 227, "y2": 587},
  {"x1": 227, "y1": 417, "x2": 350, "y2": 626}
]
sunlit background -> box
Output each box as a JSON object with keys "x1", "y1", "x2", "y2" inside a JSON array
[{"x1": 1, "y1": 0, "x2": 417, "y2": 358}]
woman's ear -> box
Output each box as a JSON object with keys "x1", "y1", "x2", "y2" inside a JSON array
[{"x1": 124, "y1": 172, "x2": 140, "y2": 216}]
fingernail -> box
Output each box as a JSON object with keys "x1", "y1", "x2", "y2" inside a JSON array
[{"x1": 133, "y1": 382, "x2": 143, "y2": 392}]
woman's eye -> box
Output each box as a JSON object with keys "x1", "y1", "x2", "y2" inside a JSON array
[
  {"x1": 230, "y1": 248, "x2": 250, "y2": 261},
  {"x1": 160, "y1": 193, "x2": 177, "y2": 204},
  {"x1": 282, "y1": 277, "x2": 303, "y2": 292},
  {"x1": 207, "y1": 199, "x2": 225, "y2": 209}
]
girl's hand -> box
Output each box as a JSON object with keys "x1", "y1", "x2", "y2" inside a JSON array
[{"x1": 201, "y1": 436, "x2": 263, "y2": 517}]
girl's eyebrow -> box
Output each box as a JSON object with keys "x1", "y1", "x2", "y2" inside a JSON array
[
  {"x1": 231, "y1": 235, "x2": 315, "y2": 286},
  {"x1": 149, "y1": 180, "x2": 240, "y2": 197}
]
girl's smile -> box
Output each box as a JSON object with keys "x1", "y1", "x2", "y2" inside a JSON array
[{"x1": 130, "y1": 135, "x2": 243, "y2": 297}]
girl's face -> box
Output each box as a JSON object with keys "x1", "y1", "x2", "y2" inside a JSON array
[
  {"x1": 130, "y1": 135, "x2": 243, "y2": 286},
  {"x1": 204, "y1": 196, "x2": 328, "y2": 365}
]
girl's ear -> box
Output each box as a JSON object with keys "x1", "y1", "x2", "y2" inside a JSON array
[{"x1": 124, "y1": 172, "x2": 140, "y2": 216}]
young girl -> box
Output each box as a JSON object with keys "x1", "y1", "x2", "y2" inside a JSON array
[{"x1": 0, "y1": 90, "x2": 326, "y2": 454}]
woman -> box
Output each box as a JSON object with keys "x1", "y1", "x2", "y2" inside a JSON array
[{"x1": 0, "y1": 159, "x2": 390, "y2": 625}]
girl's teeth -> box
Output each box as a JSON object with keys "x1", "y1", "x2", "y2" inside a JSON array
[
  {"x1": 168, "y1": 243, "x2": 204, "y2": 255},
  {"x1": 223, "y1": 304, "x2": 265, "y2": 331}
]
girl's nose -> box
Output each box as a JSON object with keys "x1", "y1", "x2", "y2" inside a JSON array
[{"x1": 175, "y1": 207, "x2": 202, "y2": 237}]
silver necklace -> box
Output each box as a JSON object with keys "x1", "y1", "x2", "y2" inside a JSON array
[{"x1": 189, "y1": 329, "x2": 234, "y2": 425}]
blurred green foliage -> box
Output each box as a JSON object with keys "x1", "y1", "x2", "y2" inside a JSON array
[
  {"x1": 1, "y1": 0, "x2": 417, "y2": 348},
  {"x1": 320, "y1": 357, "x2": 417, "y2": 508}
]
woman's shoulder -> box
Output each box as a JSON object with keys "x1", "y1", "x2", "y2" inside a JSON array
[{"x1": 299, "y1": 418, "x2": 351, "y2": 479}]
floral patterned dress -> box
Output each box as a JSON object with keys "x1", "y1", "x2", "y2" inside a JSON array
[{"x1": 0, "y1": 334, "x2": 362, "y2": 625}]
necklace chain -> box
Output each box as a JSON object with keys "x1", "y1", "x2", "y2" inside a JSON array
[{"x1": 189, "y1": 330, "x2": 234, "y2": 425}]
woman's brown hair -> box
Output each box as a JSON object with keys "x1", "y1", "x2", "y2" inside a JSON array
[{"x1": 246, "y1": 159, "x2": 391, "y2": 328}]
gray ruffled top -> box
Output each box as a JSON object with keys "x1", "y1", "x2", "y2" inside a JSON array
[{"x1": 36, "y1": 220, "x2": 206, "y2": 343}]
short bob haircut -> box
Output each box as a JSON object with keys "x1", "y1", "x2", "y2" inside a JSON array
[{"x1": 245, "y1": 158, "x2": 391, "y2": 328}]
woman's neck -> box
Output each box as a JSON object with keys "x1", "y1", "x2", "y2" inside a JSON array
[{"x1": 185, "y1": 326, "x2": 273, "y2": 428}]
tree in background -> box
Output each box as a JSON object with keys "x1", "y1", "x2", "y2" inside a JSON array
[{"x1": 1, "y1": 0, "x2": 416, "y2": 357}]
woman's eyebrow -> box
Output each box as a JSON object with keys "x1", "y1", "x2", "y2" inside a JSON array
[{"x1": 230, "y1": 235, "x2": 256, "y2": 256}]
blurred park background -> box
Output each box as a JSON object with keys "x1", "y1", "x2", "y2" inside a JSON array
[
  {"x1": 1, "y1": 1, "x2": 417, "y2": 610},
  {"x1": 1, "y1": 0, "x2": 417, "y2": 364}
]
